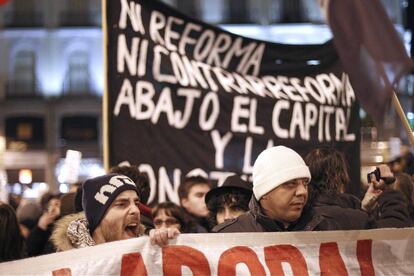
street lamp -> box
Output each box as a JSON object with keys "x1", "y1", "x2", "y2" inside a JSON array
[{"x1": 19, "y1": 169, "x2": 32, "y2": 185}]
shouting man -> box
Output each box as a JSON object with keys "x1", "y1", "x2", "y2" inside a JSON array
[{"x1": 52, "y1": 174, "x2": 177, "y2": 250}]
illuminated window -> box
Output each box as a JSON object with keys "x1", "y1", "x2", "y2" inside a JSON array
[
  {"x1": 10, "y1": 50, "x2": 37, "y2": 96},
  {"x1": 63, "y1": 50, "x2": 91, "y2": 94},
  {"x1": 60, "y1": 115, "x2": 98, "y2": 142},
  {"x1": 5, "y1": 116, "x2": 45, "y2": 149}
]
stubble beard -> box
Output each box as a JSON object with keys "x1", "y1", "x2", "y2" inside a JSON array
[{"x1": 100, "y1": 219, "x2": 123, "y2": 243}]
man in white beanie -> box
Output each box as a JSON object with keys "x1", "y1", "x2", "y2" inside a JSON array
[{"x1": 214, "y1": 146, "x2": 328, "y2": 233}]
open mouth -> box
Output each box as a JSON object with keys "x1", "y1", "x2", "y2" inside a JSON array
[{"x1": 124, "y1": 223, "x2": 138, "y2": 237}]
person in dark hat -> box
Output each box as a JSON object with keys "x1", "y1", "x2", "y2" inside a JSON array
[
  {"x1": 52, "y1": 173, "x2": 144, "y2": 250},
  {"x1": 52, "y1": 173, "x2": 177, "y2": 251},
  {"x1": 109, "y1": 165, "x2": 154, "y2": 231},
  {"x1": 206, "y1": 175, "x2": 252, "y2": 228}
]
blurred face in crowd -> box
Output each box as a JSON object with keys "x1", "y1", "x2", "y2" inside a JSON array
[
  {"x1": 216, "y1": 205, "x2": 245, "y2": 224},
  {"x1": 260, "y1": 178, "x2": 309, "y2": 227},
  {"x1": 153, "y1": 209, "x2": 181, "y2": 231},
  {"x1": 181, "y1": 184, "x2": 210, "y2": 218},
  {"x1": 93, "y1": 190, "x2": 141, "y2": 244},
  {"x1": 47, "y1": 198, "x2": 61, "y2": 217},
  {"x1": 390, "y1": 161, "x2": 403, "y2": 174}
]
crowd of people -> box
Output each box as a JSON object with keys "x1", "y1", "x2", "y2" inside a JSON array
[{"x1": 1, "y1": 145, "x2": 413, "y2": 263}]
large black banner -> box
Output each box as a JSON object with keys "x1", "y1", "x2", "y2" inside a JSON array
[{"x1": 105, "y1": 0, "x2": 361, "y2": 204}]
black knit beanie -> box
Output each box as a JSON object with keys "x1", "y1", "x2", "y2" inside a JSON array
[{"x1": 82, "y1": 173, "x2": 139, "y2": 235}]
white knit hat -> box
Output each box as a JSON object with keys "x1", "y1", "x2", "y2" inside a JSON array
[{"x1": 253, "y1": 146, "x2": 311, "y2": 200}]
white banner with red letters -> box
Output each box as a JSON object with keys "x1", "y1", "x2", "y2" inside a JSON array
[{"x1": 1, "y1": 228, "x2": 413, "y2": 275}]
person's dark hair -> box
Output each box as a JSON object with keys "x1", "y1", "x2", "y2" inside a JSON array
[
  {"x1": 60, "y1": 192, "x2": 76, "y2": 217},
  {"x1": 394, "y1": 173, "x2": 414, "y2": 205},
  {"x1": 74, "y1": 185, "x2": 83, "y2": 212},
  {"x1": 178, "y1": 176, "x2": 210, "y2": 200},
  {"x1": 16, "y1": 201, "x2": 42, "y2": 230},
  {"x1": 305, "y1": 147, "x2": 350, "y2": 194},
  {"x1": 151, "y1": 202, "x2": 191, "y2": 233},
  {"x1": 206, "y1": 191, "x2": 250, "y2": 227},
  {"x1": 40, "y1": 192, "x2": 61, "y2": 211},
  {"x1": 402, "y1": 150, "x2": 414, "y2": 175},
  {"x1": 69, "y1": 181, "x2": 82, "y2": 192},
  {"x1": 8, "y1": 194, "x2": 20, "y2": 210},
  {"x1": 109, "y1": 165, "x2": 150, "y2": 204},
  {"x1": 0, "y1": 202, "x2": 25, "y2": 262}
]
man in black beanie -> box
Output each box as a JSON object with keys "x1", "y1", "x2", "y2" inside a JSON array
[
  {"x1": 52, "y1": 173, "x2": 178, "y2": 250},
  {"x1": 52, "y1": 173, "x2": 143, "y2": 249},
  {"x1": 82, "y1": 173, "x2": 142, "y2": 243}
]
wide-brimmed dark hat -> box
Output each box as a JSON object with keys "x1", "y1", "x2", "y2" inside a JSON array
[{"x1": 205, "y1": 175, "x2": 253, "y2": 205}]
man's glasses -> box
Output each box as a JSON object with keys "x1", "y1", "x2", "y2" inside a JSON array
[{"x1": 153, "y1": 218, "x2": 179, "y2": 227}]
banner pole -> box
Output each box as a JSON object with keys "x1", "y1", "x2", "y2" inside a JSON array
[
  {"x1": 102, "y1": 0, "x2": 109, "y2": 171},
  {"x1": 391, "y1": 91, "x2": 414, "y2": 147}
]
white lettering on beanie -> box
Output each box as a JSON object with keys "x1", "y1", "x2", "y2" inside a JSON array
[
  {"x1": 94, "y1": 175, "x2": 136, "y2": 205},
  {"x1": 83, "y1": 173, "x2": 139, "y2": 235},
  {"x1": 252, "y1": 146, "x2": 311, "y2": 200}
]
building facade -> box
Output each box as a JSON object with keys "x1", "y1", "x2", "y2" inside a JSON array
[{"x1": 0, "y1": 0, "x2": 411, "y2": 195}]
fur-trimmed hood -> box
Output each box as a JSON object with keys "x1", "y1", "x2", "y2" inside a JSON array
[
  {"x1": 51, "y1": 212, "x2": 91, "y2": 251},
  {"x1": 51, "y1": 212, "x2": 146, "y2": 252}
]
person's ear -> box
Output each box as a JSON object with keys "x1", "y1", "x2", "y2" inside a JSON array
[
  {"x1": 181, "y1": 198, "x2": 188, "y2": 208},
  {"x1": 258, "y1": 196, "x2": 267, "y2": 207}
]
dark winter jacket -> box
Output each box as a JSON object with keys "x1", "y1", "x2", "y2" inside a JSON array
[
  {"x1": 26, "y1": 224, "x2": 56, "y2": 257},
  {"x1": 312, "y1": 193, "x2": 368, "y2": 230},
  {"x1": 184, "y1": 211, "x2": 209, "y2": 233},
  {"x1": 408, "y1": 204, "x2": 414, "y2": 221},
  {"x1": 213, "y1": 197, "x2": 330, "y2": 233},
  {"x1": 370, "y1": 190, "x2": 413, "y2": 228},
  {"x1": 312, "y1": 190, "x2": 413, "y2": 230}
]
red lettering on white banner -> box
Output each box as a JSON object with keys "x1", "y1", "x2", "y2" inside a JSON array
[
  {"x1": 2, "y1": 231, "x2": 413, "y2": 276},
  {"x1": 218, "y1": 246, "x2": 266, "y2": 275},
  {"x1": 357, "y1": 239, "x2": 375, "y2": 276},
  {"x1": 162, "y1": 245, "x2": 211, "y2": 276},
  {"x1": 264, "y1": 244, "x2": 309, "y2": 275},
  {"x1": 121, "y1": 252, "x2": 148, "y2": 276},
  {"x1": 319, "y1": 242, "x2": 348, "y2": 276}
]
